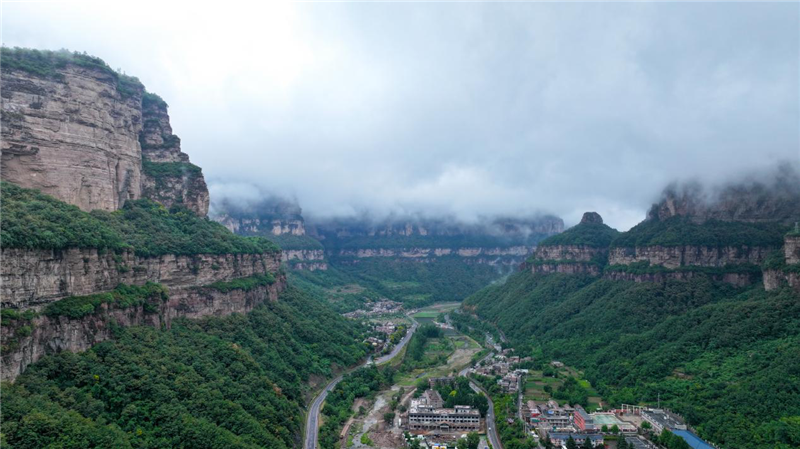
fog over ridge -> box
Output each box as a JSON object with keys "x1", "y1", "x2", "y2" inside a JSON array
[{"x1": 3, "y1": 1, "x2": 798, "y2": 230}]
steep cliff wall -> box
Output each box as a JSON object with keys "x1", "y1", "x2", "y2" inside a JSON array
[
  {"x1": 1, "y1": 248, "x2": 282, "y2": 310},
  {"x1": 527, "y1": 212, "x2": 616, "y2": 276},
  {"x1": 334, "y1": 246, "x2": 533, "y2": 266},
  {"x1": 763, "y1": 234, "x2": 800, "y2": 292},
  {"x1": 1, "y1": 277, "x2": 285, "y2": 381},
  {"x1": 282, "y1": 249, "x2": 327, "y2": 271},
  {"x1": 139, "y1": 94, "x2": 209, "y2": 216},
  {"x1": 607, "y1": 245, "x2": 770, "y2": 269},
  {"x1": 1, "y1": 57, "x2": 143, "y2": 212}
]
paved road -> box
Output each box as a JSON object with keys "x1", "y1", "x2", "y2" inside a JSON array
[
  {"x1": 468, "y1": 380, "x2": 503, "y2": 449},
  {"x1": 374, "y1": 319, "x2": 418, "y2": 365},
  {"x1": 304, "y1": 316, "x2": 418, "y2": 449}
]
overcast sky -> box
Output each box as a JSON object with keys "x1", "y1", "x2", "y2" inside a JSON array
[{"x1": 3, "y1": 1, "x2": 798, "y2": 230}]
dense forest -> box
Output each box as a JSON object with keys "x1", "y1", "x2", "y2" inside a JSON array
[
  {"x1": 291, "y1": 258, "x2": 506, "y2": 311},
  {"x1": 1, "y1": 286, "x2": 367, "y2": 449},
  {"x1": 463, "y1": 271, "x2": 800, "y2": 448},
  {"x1": 1, "y1": 182, "x2": 279, "y2": 256}
]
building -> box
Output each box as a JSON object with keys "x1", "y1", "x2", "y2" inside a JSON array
[
  {"x1": 548, "y1": 433, "x2": 604, "y2": 448},
  {"x1": 641, "y1": 409, "x2": 686, "y2": 434},
  {"x1": 589, "y1": 413, "x2": 637, "y2": 434},
  {"x1": 573, "y1": 405, "x2": 595, "y2": 432},
  {"x1": 407, "y1": 403, "x2": 481, "y2": 433}
]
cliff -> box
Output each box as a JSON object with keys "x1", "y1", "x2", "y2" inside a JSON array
[
  {"x1": 1, "y1": 50, "x2": 144, "y2": 212},
  {"x1": 1, "y1": 276, "x2": 285, "y2": 381},
  {"x1": 139, "y1": 93, "x2": 209, "y2": 216},
  {"x1": 528, "y1": 212, "x2": 617, "y2": 275},
  {"x1": 0, "y1": 48, "x2": 210, "y2": 216},
  {"x1": 0, "y1": 49, "x2": 280, "y2": 381},
  {"x1": 763, "y1": 234, "x2": 800, "y2": 292}
]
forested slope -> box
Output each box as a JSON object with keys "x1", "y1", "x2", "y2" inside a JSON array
[
  {"x1": 1, "y1": 286, "x2": 367, "y2": 449},
  {"x1": 463, "y1": 271, "x2": 800, "y2": 447}
]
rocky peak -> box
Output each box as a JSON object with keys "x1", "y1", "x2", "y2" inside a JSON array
[
  {"x1": 646, "y1": 164, "x2": 800, "y2": 224},
  {"x1": 580, "y1": 212, "x2": 603, "y2": 225}
]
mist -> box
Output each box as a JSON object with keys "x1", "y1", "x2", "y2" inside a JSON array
[{"x1": 3, "y1": 1, "x2": 798, "y2": 230}]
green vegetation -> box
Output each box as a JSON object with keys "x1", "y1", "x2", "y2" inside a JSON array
[
  {"x1": 319, "y1": 365, "x2": 395, "y2": 449},
  {"x1": 142, "y1": 160, "x2": 200, "y2": 179},
  {"x1": 605, "y1": 260, "x2": 763, "y2": 275},
  {"x1": 43, "y1": 283, "x2": 168, "y2": 318},
  {"x1": 431, "y1": 376, "x2": 488, "y2": 416},
  {"x1": 2, "y1": 285, "x2": 367, "y2": 449},
  {"x1": 464, "y1": 270, "x2": 800, "y2": 448},
  {"x1": 472, "y1": 375, "x2": 537, "y2": 449},
  {"x1": 206, "y1": 273, "x2": 276, "y2": 293},
  {"x1": 1, "y1": 182, "x2": 279, "y2": 257},
  {"x1": 404, "y1": 324, "x2": 443, "y2": 365},
  {"x1": 142, "y1": 91, "x2": 168, "y2": 109},
  {"x1": 612, "y1": 216, "x2": 788, "y2": 248},
  {"x1": 538, "y1": 221, "x2": 619, "y2": 248},
  {"x1": 1, "y1": 47, "x2": 143, "y2": 98}
]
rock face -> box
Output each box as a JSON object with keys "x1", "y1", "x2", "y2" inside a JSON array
[
  {"x1": 282, "y1": 249, "x2": 328, "y2": 271},
  {"x1": 1, "y1": 64, "x2": 143, "y2": 212},
  {"x1": 580, "y1": 212, "x2": 603, "y2": 224},
  {"x1": 216, "y1": 215, "x2": 306, "y2": 236},
  {"x1": 336, "y1": 246, "x2": 534, "y2": 266},
  {"x1": 647, "y1": 167, "x2": 800, "y2": 224},
  {"x1": 139, "y1": 95, "x2": 210, "y2": 216},
  {"x1": 607, "y1": 245, "x2": 770, "y2": 269},
  {"x1": 1, "y1": 248, "x2": 282, "y2": 310},
  {"x1": 604, "y1": 270, "x2": 756, "y2": 287},
  {"x1": 786, "y1": 235, "x2": 800, "y2": 265},
  {"x1": 0, "y1": 52, "x2": 209, "y2": 217},
  {"x1": 1, "y1": 277, "x2": 285, "y2": 381},
  {"x1": 764, "y1": 234, "x2": 800, "y2": 292}
]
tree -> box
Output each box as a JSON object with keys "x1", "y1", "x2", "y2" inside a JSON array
[
  {"x1": 601, "y1": 424, "x2": 609, "y2": 433},
  {"x1": 383, "y1": 412, "x2": 395, "y2": 425},
  {"x1": 610, "y1": 424, "x2": 619, "y2": 434},
  {"x1": 641, "y1": 421, "x2": 652, "y2": 430},
  {"x1": 466, "y1": 432, "x2": 481, "y2": 449},
  {"x1": 566, "y1": 436, "x2": 578, "y2": 449},
  {"x1": 618, "y1": 439, "x2": 629, "y2": 449},
  {"x1": 581, "y1": 437, "x2": 594, "y2": 449}
]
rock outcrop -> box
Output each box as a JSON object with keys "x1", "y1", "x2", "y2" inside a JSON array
[
  {"x1": 283, "y1": 249, "x2": 328, "y2": 271},
  {"x1": 1, "y1": 62, "x2": 143, "y2": 212},
  {"x1": 1, "y1": 248, "x2": 282, "y2": 310},
  {"x1": 139, "y1": 94, "x2": 209, "y2": 216},
  {"x1": 0, "y1": 49, "x2": 210, "y2": 217},
  {"x1": 607, "y1": 245, "x2": 770, "y2": 269},
  {"x1": 1, "y1": 277, "x2": 285, "y2": 381},
  {"x1": 763, "y1": 234, "x2": 800, "y2": 292},
  {"x1": 528, "y1": 212, "x2": 615, "y2": 276}
]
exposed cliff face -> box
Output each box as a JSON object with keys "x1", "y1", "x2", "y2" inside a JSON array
[
  {"x1": 647, "y1": 166, "x2": 800, "y2": 224},
  {"x1": 607, "y1": 245, "x2": 770, "y2": 269},
  {"x1": 0, "y1": 50, "x2": 210, "y2": 217},
  {"x1": 603, "y1": 270, "x2": 757, "y2": 287},
  {"x1": 310, "y1": 216, "x2": 564, "y2": 239},
  {"x1": 1, "y1": 64, "x2": 143, "y2": 212},
  {"x1": 1, "y1": 248, "x2": 281, "y2": 310},
  {"x1": 335, "y1": 246, "x2": 533, "y2": 265},
  {"x1": 531, "y1": 262, "x2": 601, "y2": 276},
  {"x1": 786, "y1": 235, "x2": 800, "y2": 265},
  {"x1": 1, "y1": 277, "x2": 285, "y2": 381},
  {"x1": 283, "y1": 249, "x2": 328, "y2": 271},
  {"x1": 216, "y1": 215, "x2": 306, "y2": 236},
  {"x1": 139, "y1": 95, "x2": 210, "y2": 216}
]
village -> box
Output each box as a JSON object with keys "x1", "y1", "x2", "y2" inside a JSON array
[{"x1": 341, "y1": 301, "x2": 714, "y2": 449}]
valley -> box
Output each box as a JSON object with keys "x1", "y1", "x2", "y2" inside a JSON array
[{"x1": 1, "y1": 43, "x2": 798, "y2": 449}]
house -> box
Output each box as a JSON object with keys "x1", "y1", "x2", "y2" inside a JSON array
[
  {"x1": 548, "y1": 433, "x2": 604, "y2": 448},
  {"x1": 573, "y1": 405, "x2": 595, "y2": 432}
]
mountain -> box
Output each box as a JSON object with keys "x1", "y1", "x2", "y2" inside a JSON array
[
  {"x1": 211, "y1": 193, "x2": 564, "y2": 310},
  {"x1": 461, "y1": 173, "x2": 800, "y2": 448}
]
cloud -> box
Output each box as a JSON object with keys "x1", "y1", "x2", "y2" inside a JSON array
[{"x1": 3, "y1": 1, "x2": 798, "y2": 230}]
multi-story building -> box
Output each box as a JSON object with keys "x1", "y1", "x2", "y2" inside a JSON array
[
  {"x1": 574, "y1": 405, "x2": 595, "y2": 432},
  {"x1": 407, "y1": 401, "x2": 481, "y2": 433},
  {"x1": 548, "y1": 433, "x2": 604, "y2": 448}
]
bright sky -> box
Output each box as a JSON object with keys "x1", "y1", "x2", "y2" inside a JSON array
[{"x1": 3, "y1": 1, "x2": 798, "y2": 230}]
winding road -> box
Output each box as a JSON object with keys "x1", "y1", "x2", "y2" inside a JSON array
[
  {"x1": 461, "y1": 351, "x2": 503, "y2": 449},
  {"x1": 303, "y1": 316, "x2": 418, "y2": 449}
]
